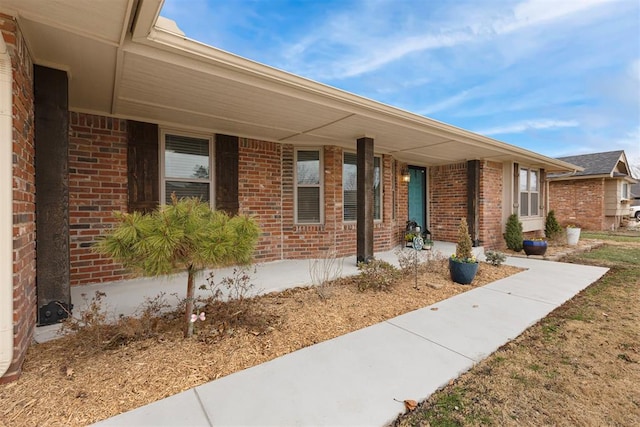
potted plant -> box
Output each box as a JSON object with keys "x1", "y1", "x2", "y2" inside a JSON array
[
  {"x1": 449, "y1": 217, "x2": 478, "y2": 284},
  {"x1": 566, "y1": 224, "x2": 581, "y2": 246},
  {"x1": 523, "y1": 238, "x2": 548, "y2": 256},
  {"x1": 423, "y1": 238, "x2": 434, "y2": 250}
]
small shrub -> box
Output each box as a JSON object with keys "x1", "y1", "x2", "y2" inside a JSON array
[
  {"x1": 59, "y1": 291, "x2": 110, "y2": 346},
  {"x1": 484, "y1": 250, "x2": 507, "y2": 267},
  {"x1": 455, "y1": 217, "x2": 474, "y2": 261},
  {"x1": 395, "y1": 247, "x2": 430, "y2": 272},
  {"x1": 309, "y1": 249, "x2": 344, "y2": 300},
  {"x1": 59, "y1": 291, "x2": 173, "y2": 352},
  {"x1": 545, "y1": 210, "x2": 563, "y2": 241},
  {"x1": 355, "y1": 259, "x2": 401, "y2": 292},
  {"x1": 196, "y1": 265, "x2": 276, "y2": 339},
  {"x1": 505, "y1": 214, "x2": 524, "y2": 252},
  {"x1": 201, "y1": 265, "x2": 258, "y2": 302}
]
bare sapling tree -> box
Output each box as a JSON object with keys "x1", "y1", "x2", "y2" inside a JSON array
[{"x1": 96, "y1": 194, "x2": 260, "y2": 338}]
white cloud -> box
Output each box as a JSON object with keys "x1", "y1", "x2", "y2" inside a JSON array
[
  {"x1": 475, "y1": 119, "x2": 579, "y2": 136},
  {"x1": 418, "y1": 90, "x2": 473, "y2": 115},
  {"x1": 495, "y1": 0, "x2": 616, "y2": 34},
  {"x1": 283, "y1": 0, "x2": 618, "y2": 80}
]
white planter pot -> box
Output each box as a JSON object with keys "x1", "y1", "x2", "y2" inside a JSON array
[{"x1": 566, "y1": 227, "x2": 581, "y2": 246}]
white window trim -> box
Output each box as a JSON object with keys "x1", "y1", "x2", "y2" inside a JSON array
[
  {"x1": 519, "y1": 167, "x2": 541, "y2": 218},
  {"x1": 159, "y1": 128, "x2": 215, "y2": 206},
  {"x1": 294, "y1": 147, "x2": 324, "y2": 224},
  {"x1": 622, "y1": 182, "x2": 629, "y2": 200},
  {"x1": 342, "y1": 151, "x2": 383, "y2": 222}
]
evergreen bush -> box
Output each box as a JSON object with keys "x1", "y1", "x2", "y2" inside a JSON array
[
  {"x1": 505, "y1": 213, "x2": 523, "y2": 252},
  {"x1": 96, "y1": 195, "x2": 260, "y2": 337},
  {"x1": 545, "y1": 210, "x2": 563, "y2": 240},
  {"x1": 454, "y1": 217, "x2": 474, "y2": 261}
]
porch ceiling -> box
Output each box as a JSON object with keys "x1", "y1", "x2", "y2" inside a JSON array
[{"x1": 1, "y1": 0, "x2": 581, "y2": 172}]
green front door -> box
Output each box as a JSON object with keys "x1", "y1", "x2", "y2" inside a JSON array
[{"x1": 408, "y1": 166, "x2": 427, "y2": 230}]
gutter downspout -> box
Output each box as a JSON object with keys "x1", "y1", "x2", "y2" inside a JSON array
[{"x1": 0, "y1": 35, "x2": 13, "y2": 377}]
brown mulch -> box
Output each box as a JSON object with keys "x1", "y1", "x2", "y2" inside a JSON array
[{"x1": 0, "y1": 258, "x2": 524, "y2": 427}]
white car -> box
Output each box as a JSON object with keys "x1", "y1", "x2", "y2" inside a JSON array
[{"x1": 630, "y1": 205, "x2": 640, "y2": 221}]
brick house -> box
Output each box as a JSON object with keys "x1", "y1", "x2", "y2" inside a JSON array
[
  {"x1": 0, "y1": 0, "x2": 579, "y2": 381},
  {"x1": 548, "y1": 150, "x2": 638, "y2": 230}
]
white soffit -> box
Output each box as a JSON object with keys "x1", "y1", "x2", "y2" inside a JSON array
[
  {"x1": 0, "y1": 0, "x2": 581, "y2": 172},
  {"x1": 1, "y1": 0, "x2": 131, "y2": 45}
]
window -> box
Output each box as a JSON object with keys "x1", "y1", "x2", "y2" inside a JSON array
[
  {"x1": 343, "y1": 152, "x2": 381, "y2": 221},
  {"x1": 622, "y1": 183, "x2": 629, "y2": 200},
  {"x1": 161, "y1": 131, "x2": 213, "y2": 203},
  {"x1": 519, "y1": 168, "x2": 539, "y2": 217},
  {"x1": 295, "y1": 149, "x2": 322, "y2": 223}
]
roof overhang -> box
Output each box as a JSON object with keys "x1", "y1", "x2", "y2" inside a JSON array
[
  {"x1": 548, "y1": 173, "x2": 638, "y2": 183},
  {"x1": 0, "y1": 0, "x2": 582, "y2": 173}
]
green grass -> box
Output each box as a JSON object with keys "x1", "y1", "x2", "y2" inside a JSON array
[
  {"x1": 582, "y1": 230, "x2": 640, "y2": 243},
  {"x1": 401, "y1": 387, "x2": 493, "y2": 427},
  {"x1": 575, "y1": 246, "x2": 640, "y2": 266}
]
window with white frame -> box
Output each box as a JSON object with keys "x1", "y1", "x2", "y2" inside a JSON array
[
  {"x1": 622, "y1": 183, "x2": 629, "y2": 200},
  {"x1": 162, "y1": 131, "x2": 213, "y2": 203},
  {"x1": 343, "y1": 152, "x2": 381, "y2": 221},
  {"x1": 295, "y1": 149, "x2": 322, "y2": 223},
  {"x1": 519, "y1": 167, "x2": 539, "y2": 217}
]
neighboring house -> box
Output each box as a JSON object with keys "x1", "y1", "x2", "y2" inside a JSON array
[
  {"x1": 630, "y1": 182, "x2": 640, "y2": 205},
  {"x1": 0, "y1": 0, "x2": 580, "y2": 381},
  {"x1": 548, "y1": 150, "x2": 638, "y2": 230}
]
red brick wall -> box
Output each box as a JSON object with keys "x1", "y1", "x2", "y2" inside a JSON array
[
  {"x1": 247, "y1": 144, "x2": 404, "y2": 260},
  {"x1": 66, "y1": 129, "x2": 407, "y2": 286},
  {"x1": 549, "y1": 179, "x2": 605, "y2": 230},
  {"x1": 2, "y1": 15, "x2": 36, "y2": 383},
  {"x1": 429, "y1": 162, "x2": 467, "y2": 242},
  {"x1": 238, "y1": 138, "x2": 283, "y2": 260},
  {"x1": 479, "y1": 161, "x2": 503, "y2": 249},
  {"x1": 68, "y1": 113, "x2": 129, "y2": 285}
]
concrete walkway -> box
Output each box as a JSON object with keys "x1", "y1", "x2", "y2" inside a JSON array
[{"x1": 86, "y1": 245, "x2": 608, "y2": 427}]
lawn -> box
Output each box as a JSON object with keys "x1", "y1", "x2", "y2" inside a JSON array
[{"x1": 392, "y1": 234, "x2": 640, "y2": 426}]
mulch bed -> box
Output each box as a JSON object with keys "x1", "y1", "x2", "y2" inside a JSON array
[{"x1": 0, "y1": 260, "x2": 523, "y2": 426}]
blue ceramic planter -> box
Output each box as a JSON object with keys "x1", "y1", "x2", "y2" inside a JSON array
[
  {"x1": 449, "y1": 258, "x2": 479, "y2": 285},
  {"x1": 523, "y1": 240, "x2": 547, "y2": 256}
]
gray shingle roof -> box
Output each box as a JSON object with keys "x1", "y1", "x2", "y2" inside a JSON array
[{"x1": 556, "y1": 150, "x2": 624, "y2": 177}]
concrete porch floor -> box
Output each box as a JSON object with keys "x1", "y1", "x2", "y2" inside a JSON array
[{"x1": 34, "y1": 241, "x2": 465, "y2": 343}]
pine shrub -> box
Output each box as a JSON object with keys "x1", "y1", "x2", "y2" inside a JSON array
[
  {"x1": 455, "y1": 217, "x2": 474, "y2": 261},
  {"x1": 505, "y1": 213, "x2": 523, "y2": 252},
  {"x1": 545, "y1": 210, "x2": 563, "y2": 240}
]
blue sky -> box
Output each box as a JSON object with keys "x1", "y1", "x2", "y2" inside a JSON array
[{"x1": 160, "y1": 0, "x2": 640, "y2": 168}]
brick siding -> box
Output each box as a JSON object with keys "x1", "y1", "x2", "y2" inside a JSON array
[
  {"x1": 68, "y1": 113, "x2": 129, "y2": 285},
  {"x1": 549, "y1": 179, "x2": 605, "y2": 230},
  {"x1": 429, "y1": 162, "x2": 468, "y2": 243},
  {"x1": 479, "y1": 161, "x2": 504, "y2": 249},
  {"x1": 2, "y1": 15, "x2": 36, "y2": 383}
]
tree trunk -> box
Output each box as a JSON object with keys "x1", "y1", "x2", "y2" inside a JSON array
[{"x1": 184, "y1": 266, "x2": 196, "y2": 338}]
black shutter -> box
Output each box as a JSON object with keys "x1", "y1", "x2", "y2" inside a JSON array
[
  {"x1": 127, "y1": 121, "x2": 159, "y2": 213},
  {"x1": 540, "y1": 168, "x2": 546, "y2": 214},
  {"x1": 467, "y1": 160, "x2": 480, "y2": 246},
  {"x1": 215, "y1": 134, "x2": 239, "y2": 215}
]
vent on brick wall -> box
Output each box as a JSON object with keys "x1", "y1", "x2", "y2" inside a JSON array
[{"x1": 38, "y1": 301, "x2": 73, "y2": 326}]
